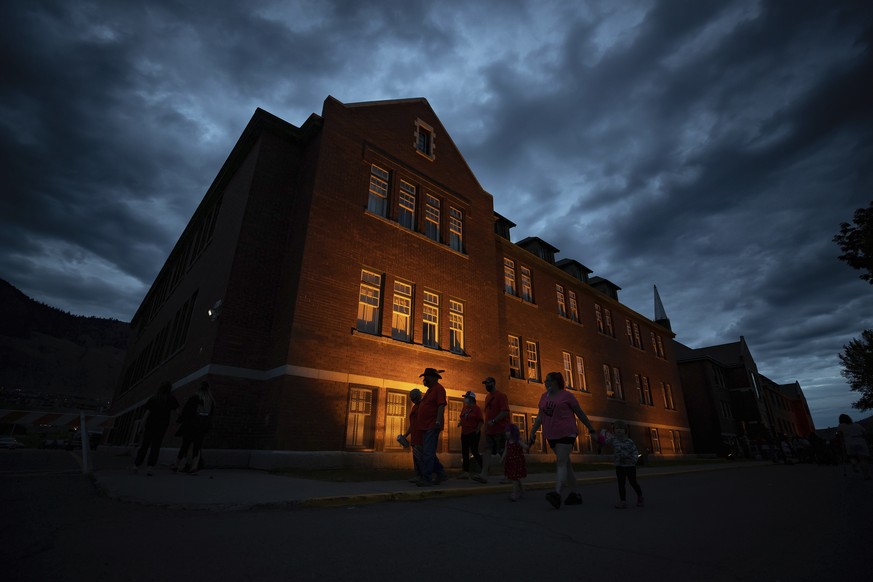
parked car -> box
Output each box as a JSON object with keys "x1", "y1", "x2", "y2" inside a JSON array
[{"x1": 0, "y1": 436, "x2": 23, "y2": 449}]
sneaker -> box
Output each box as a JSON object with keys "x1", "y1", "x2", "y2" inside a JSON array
[
  {"x1": 457, "y1": 472, "x2": 470, "y2": 479},
  {"x1": 435, "y1": 472, "x2": 449, "y2": 484},
  {"x1": 614, "y1": 502, "x2": 628, "y2": 509},
  {"x1": 146, "y1": 468, "x2": 153, "y2": 477},
  {"x1": 546, "y1": 491, "x2": 562, "y2": 509},
  {"x1": 471, "y1": 475, "x2": 488, "y2": 484},
  {"x1": 508, "y1": 494, "x2": 519, "y2": 502},
  {"x1": 636, "y1": 497, "x2": 645, "y2": 507},
  {"x1": 415, "y1": 477, "x2": 434, "y2": 487},
  {"x1": 407, "y1": 476, "x2": 420, "y2": 483},
  {"x1": 564, "y1": 492, "x2": 583, "y2": 506}
]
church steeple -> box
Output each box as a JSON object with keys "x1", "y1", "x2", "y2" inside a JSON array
[{"x1": 654, "y1": 285, "x2": 672, "y2": 331}]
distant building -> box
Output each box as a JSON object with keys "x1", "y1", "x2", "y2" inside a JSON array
[
  {"x1": 107, "y1": 97, "x2": 693, "y2": 467},
  {"x1": 676, "y1": 336, "x2": 814, "y2": 458}
]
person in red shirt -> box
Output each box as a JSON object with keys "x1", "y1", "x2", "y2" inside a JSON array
[
  {"x1": 457, "y1": 390, "x2": 484, "y2": 478},
  {"x1": 473, "y1": 376, "x2": 509, "y2": 484},
  {"x1": 416, "y1": 368, "x2": 448, "y2": 486}
]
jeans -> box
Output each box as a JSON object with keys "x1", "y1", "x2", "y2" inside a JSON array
[
  {"x1": 421, "y1": 427, "x2": 445, "y2": 481},
  {"x1": 616, "y1": 465, "x2": 643, "y2": 501}
]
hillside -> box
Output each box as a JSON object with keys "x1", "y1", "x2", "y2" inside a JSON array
[{"x1": 0, "y1": 279, "x2": 130, "y2": 409}]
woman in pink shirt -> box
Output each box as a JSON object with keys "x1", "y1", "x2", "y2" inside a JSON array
[{"x1": 529, "y1": 371, "x2": 597, "y2": 509}]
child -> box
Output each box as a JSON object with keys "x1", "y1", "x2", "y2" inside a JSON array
[
  {"x1": 501, "y1": 423, "x2": 528, "y2": 501},
  {"x1": 601, "y1": 420, "x2": 644, "y2": 508}
]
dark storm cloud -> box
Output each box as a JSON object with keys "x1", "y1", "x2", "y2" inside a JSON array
[{"x1": 1, "y1": 0, "x2": 871, "y2": 425}]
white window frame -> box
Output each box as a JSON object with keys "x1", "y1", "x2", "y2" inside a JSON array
[
  {"x1": 391, "y1": 280, "x2": 413, "y2": 342},
  {"x1": 603, "y1": 364, "x2": 613, "y2": 397},
  {"x1": 398, "y1": 180, "x2": 416, "y2": 230},
  {"x1": 504, "y1": 258, "x2": 517, "y2": 295},
  {"x1": 576, "y1": 355, "x2": 588, "y2": 392},
  {"x1": 368, "y1": 165, "x2": 389, "y2": 217},
  {"x1": 568, "y1": 290, "x2": 579, "y2": 322},
  {"x1": 595, "y1": 304, "x2": 604, "y2": 333},
  {"x1": 449, "y1": 299, "x2": 465, "y2": 354},
  {"x1": 356, "y1": 270, "x2": 382, "y2": 335},
  {"x1": 562, "y1": 352, "x2": 574, "y2": 389},
  {"x1": 526, "y1": 340, "x2": 540, "y2": 382},
  {"x1": 520, "y1": 266, "x2": 533, "y2": 302},
  {"x1": 422, "y1": 290, "x2": 439, "y2": 348},
  {"x1": 663, "y1": 382, "x2": 675, "y2": 410},
  {"x1": 509, "y1": 335, "x2": 522, "y2": 378},
  {"x1": 424, "y1": 194, "x2": 440, "y2": 242},
  {"x1": 556, "y1": 285, "x2": 567, "y2": 317},
  {"x1": 612, "y1": 367, "x2": 623, "y2": 399},
  {"x1": 449, "y1": 207, "x2": 463, "y2": 252}
]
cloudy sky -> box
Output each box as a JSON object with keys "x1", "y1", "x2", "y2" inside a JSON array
[{"x1": 3, "y1": 0, "x2": 871, "y2": 428}]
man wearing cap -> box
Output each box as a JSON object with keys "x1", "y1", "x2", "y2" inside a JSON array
[
  {"x1": 416, "y1": 368, "x2": 449, "y2": 486},
  {"x1": 472, "y1": 377, "x2": 509, "y2": 484},
  {"x1": 457, "y1": 390, "x2": 484, "y2": 479}
]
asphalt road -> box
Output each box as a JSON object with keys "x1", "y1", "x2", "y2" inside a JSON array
[{"x1": 1, "y1": 449, "x2": 869, "y2": 581}]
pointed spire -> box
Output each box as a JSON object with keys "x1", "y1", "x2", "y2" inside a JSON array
[{"x1": 654, "y1": 285, "x2": 672, "y2": 331}]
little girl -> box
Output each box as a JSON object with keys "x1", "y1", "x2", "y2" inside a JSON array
[
  {"x1": 501, "y1": 424, "x2": 528, "y2": 501},
  {"x1": 601, "y1": 420, "x2": 644, "y2": 508}
]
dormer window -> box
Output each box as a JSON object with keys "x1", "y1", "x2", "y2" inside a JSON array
[{"x1": 414, "y1": 119, "x2": 435, "y2": 159}]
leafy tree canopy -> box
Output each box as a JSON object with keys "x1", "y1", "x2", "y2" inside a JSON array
[
  {"x1": 839, "y1": 329, "x2": 873, "y2": 411},
  {"x1": 834, "y1": 200, "x2": 873, "y2": 285}
]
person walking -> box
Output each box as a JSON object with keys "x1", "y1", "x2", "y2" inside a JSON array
[
  {"x1": 601, "y1": 420, "x2": 644, "y2": 508},
  {"x1": 172, "y1": 381, "x2": 215, "y2": 475},
  {"x1": 472, "y1": 376, "x2": 509, "y2": 484},
  {"x1": 837, "y1": 413, "x2": 871, "y2": 480},
  {"x1": 132, "y1": 381, "x2": 179, "y2": 475},
  {"x1": 457, "y1": 390, "x2": 483, "y2": 479},
  {"x1": 528, "y1": 371, "x2": 596, "y2": 509},
  {"x1": 398, "y1": 388, "x2": 423, "y2": 483},
  {"x1": 502, "y1": 423, "x2": 528, "y2": 501},
  {"x1": 415, "y1": 368, "x2": 448, "y2": 487}
]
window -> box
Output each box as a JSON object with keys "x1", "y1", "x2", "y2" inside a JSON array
[
  {"x1": 423, "y1": 291, "x2": 439, "y2": 348},
  {"x1": 368, "y1": 165, "x2": 389, "y2": 217},
  {"x1": 649, "y1": 428, "x2": 661, "y2": 454},
  {"x1": 568, "y1": 290, "x2": 579, "y2": 322},
  {"x1": 398, "y1": 181, "x2": 416, "y2": 230},
  {"x1": 391, "y1": 281, "x2": 413, "y2": 342},
  {"x1": 509, "y1": 335, "x2": 522, "y2": 378},
  {"x1": 556, "y1": 285, "x2": 567, "y2": 317},
  {"x1": 635, "y1": 374, "x2": 643, "y2": 404},
  {"x1": 576, "y1": 355, "x2": 588, "y2": 392},
  {"x1": 562, "y1": 352, "x2": 574, "y2": 389},
  {"x1": 504, "y1": 258, "x2": 517, "y2": 295},
  {"x1": 612, "y1": 367, "x2": 623, "y2": 399},
  {"x1": 520, "y1": 266, "x2": 533, "y2": 302},
  {"x1": 424, "y1": 194, "x2": 440, "y2": 241},
  {"x1": 526, "y1": 341, "x2": 540, "y2": 382},
  {"x1": 633, "y1": 323, "x2": 642, "y2": 349},
  {"x1": 449, "y1": 207, "x2": 463, "y2": 252},
  {"x1": 357, "y1": 270, "x2": 382, "y2": 334},
  {"x1": 642, "y1": 376, "x2": 653, "y2": 405},
  {"x1": 346, "y1": 386, "x2": 375, "y2": 449},
  {"x1": 604, "y1": 308, "x2": 614, "y2": 337},
  {"x1": 657, "y1": 336, "x2": 665, "y2": 358},
  {"x1": 414, "y1": 119, "x2": 435, "y2": 158},
  {"x1": 595, "y1": 304, "x2": 604, "y2": 333},
  {"x1": 650, "y1": 331, "x2": 658, "y2": 354},
  {"x1": 449, "y1": 299, "x2": 465, "y2": 354},
  {"x1": 603, "y1": 364, "x2": 613, "y2": 396},
  {"x1": 385, "y1": 391, "x2": 408, "y2": 449},
  {"x1": 446, "y1": 399, "x2": 463, "y2": 452},
  {"x1": 626, "y1": 320, "x2": 634, "y2": 346},
  {"x1": 663, "y1": 382, "x2": 676, "y2": 410},
  {"x1": 720, "y1": 400, "x2": 732, "y2": 418},
  {"x1": 669, "y1": 430, "x2": 683, "y2": 453}
]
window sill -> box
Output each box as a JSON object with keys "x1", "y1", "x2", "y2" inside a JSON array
[{"x1": 351, "y1": 329, "x2": 471, "y2": 360}]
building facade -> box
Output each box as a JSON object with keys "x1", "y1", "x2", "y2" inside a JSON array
[
  {"x1": 107, "y1": 97, "x2": 693, "y2": 467},
  {"x1": 676, "y1": 336, "x2": 814, "y2": 459}
]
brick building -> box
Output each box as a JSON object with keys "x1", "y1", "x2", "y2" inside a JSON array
[
  {"x1": 107, "y1": 97, "x2": 694, "y2": 468},
  {"x1": 675, "y1": 336, "x2": 814, "y2": 459}
]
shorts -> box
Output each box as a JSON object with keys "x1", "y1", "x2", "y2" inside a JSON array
[
  {"x1": 486, "y1": 433, "x2": 506, "y2": 456},
  {"x1": 548, "y1": 436, "x2": 577, "y2": 450}
]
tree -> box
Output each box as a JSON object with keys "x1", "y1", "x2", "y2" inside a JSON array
[
  {"x1": 833, "y1": 200, "x2": 873, "y2": 285},
  {"x1": 839, "y1": 329, "x2": 873, "y2": 411}
]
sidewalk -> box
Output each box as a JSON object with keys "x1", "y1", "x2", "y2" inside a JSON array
[{"x1": 89, "y1": 454, "x2": 770, "y2": 511}]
